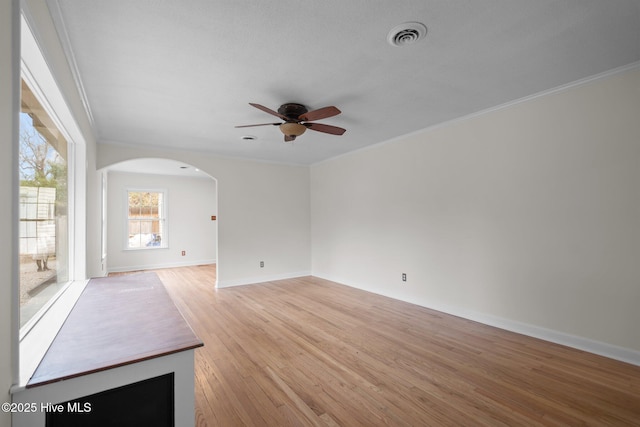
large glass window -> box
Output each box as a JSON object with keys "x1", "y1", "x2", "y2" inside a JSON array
[
  {"x1": 127, "y1": 190, "x2": 167, "y2": 249},
  {"x1": 19, "y1": 79, "x2": 70, "y2": 327}
]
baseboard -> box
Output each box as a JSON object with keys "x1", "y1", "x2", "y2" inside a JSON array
[
  {"x1": 107, "y1": 259, "x2": 216, "y2": 274},
  {"x1": 425, "y1": 301, "x2": 640, "y2": 367},
  {"x1": 313, "y1": 273, "x2": 640, "y2": 367},
  {"x1": 216, "y1": 271, "x2": 312, "y2": 288}
]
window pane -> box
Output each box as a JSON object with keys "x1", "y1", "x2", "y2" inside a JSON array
[
  {"x1": 19, "y1": 79, "x2": 69, "y2": 327},
  {"x1": 141, "y1": 205, "x2": 152, "y2": 218},
  {"x1": 128, "y1": 220, "x2": 142, "y2": 248},
  {"x1": 140, "y1": 219, "x2": 152, "y2": 234}
]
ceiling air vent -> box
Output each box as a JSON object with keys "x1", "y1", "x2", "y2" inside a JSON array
[{"x1": 387, "y1": 22, "x2": 428, "y2": 47}]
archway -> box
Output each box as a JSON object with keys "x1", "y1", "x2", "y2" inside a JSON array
[{"x1": 100, "y1": 158, "x2": 218, "y2": 286}]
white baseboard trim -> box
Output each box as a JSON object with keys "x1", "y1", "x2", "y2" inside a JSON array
[
  {"x1": 313, "y1": 273, "x2": 640, "y2": 367},
  {"x1": 107, "y1": 259, "x2": 216, "y2": 274},
  {"x1": 216, "y1": 271, "x2": 312, "y2": 288},
  {"x1": 427, "y1": 301, "x2": 640, "y2": 367}
]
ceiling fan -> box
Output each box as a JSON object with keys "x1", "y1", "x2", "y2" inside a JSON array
[{"x1": 236, "y1": 103, "x2": 346, "y2": 142}]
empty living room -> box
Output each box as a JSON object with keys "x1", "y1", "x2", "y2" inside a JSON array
[{"x1": 2, "y1": 1, "x2": 640, "y2": 426}]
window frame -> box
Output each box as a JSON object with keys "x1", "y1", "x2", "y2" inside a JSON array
[
  {"x1": 19, "y1": 57, "x2": 74, "y2": 334},
  {"x1": 124, "y1": 188, "x2": 169, "y2": 250},
  {"x1": 18, "y1": 76, "x2": 72, "y2": 331},
  {"x1": 16, "y1": 11, "x2": 88, "y2": 387}
]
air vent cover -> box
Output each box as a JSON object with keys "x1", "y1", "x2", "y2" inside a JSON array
[{"x1": 387, "y1": 22, "x2": 428, "y2": 47}]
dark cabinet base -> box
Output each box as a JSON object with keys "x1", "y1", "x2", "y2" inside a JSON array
[{"x1": 46, "y1": 373, "x2": 174, "y2": 427}]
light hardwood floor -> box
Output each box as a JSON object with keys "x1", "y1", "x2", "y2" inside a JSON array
[{"x1": 149, "y1": 265, "x2": 640, "y2": 426}]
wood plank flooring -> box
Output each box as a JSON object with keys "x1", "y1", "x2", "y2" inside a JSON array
[{"x1": 150, "y1": 265, "x2": 640, "y2": 426}]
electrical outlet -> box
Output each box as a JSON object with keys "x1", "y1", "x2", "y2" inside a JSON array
[
  {"x1": 181, "y1": 250, "x2": 186, "y2": 256},
  {"x1": 402, "y1": 273, "x2": 407, "y2": 282},
  {"x1": 260, "y1": 261, "x2": 264, "y2": 268}
]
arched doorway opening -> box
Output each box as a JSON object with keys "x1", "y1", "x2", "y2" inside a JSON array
[{"x1": 100, "y1": 158, "x2": 218, "y2": 286}]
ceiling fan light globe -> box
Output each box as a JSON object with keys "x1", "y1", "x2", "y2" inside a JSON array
[{"x1": 279, "y1": 122, "x2": 307, "y2": 137}]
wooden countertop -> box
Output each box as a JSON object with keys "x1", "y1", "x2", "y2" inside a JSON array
[{"x1": 27, "y1": 272, "x2": 203, "y2": 388}]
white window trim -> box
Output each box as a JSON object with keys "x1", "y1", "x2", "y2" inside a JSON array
[
  {"x1": 124, "y1": 188, "x2": 169, "y2": 251},
  {"x1": 15, "y1": 12, "x2": 87, "y2": 388}
]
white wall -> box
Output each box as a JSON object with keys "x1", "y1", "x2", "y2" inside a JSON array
[
  {"x1": 311, "y1": 66, "x2": 640, "y2": 362},
  {"x1": 97, "y1": 145, "x2": 311, "y2": 287},
  {"x1": 106, "y1": 171, "x2": 217, "y2": 272},
  {"x1": 1, "y1": 1, "x2": 19, "y2": 426}
]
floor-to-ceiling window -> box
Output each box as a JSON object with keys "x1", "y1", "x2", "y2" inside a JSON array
[
  {"x1": 17, "y1": 11, "x2": 88, "y2": 384},
  {"x1": 18, "y1": 78, "x2": 71, "y2": 328}
]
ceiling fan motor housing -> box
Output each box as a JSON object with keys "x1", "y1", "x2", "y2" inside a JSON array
[{"x1": 278, "y1": 103, "x2": 308, "y2": 120}]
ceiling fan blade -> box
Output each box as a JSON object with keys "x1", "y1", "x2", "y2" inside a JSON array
[
  {"x1": 299, "y1": 106, "x2": 341, "y2": 122},
  {"x1": 249, "y1": 103, "x2": 289, "y2": 120},
  {"x1": 305, "y1": 122, "x2": 346, "y2": 135},
  {"x1": 235, "y1": 122, "x2": 280, "y2": 128}
]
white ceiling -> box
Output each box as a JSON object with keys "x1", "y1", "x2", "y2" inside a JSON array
[
  {"x1": 106, "y1": 158, "x2": 214, "y2": 178},
  {"x1": 47, "y1": 0, "x2": 640, "y2": 166}
]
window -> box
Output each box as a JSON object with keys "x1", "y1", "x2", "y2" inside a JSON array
[
  {"x1": 127, "y1": 190, "x2": 167, "y2": 249},
  {"x1": 19, "y1": 78, "x2": 70, "y2": 328},
  {"x1": 17, "y1": 12, "x2": 88, "y2": 384}
]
